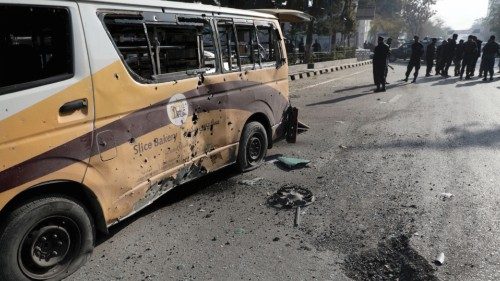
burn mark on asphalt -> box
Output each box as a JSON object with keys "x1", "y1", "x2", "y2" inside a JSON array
[{"x1": 342, "y1": 234, "x2": 438, "y2": 281}]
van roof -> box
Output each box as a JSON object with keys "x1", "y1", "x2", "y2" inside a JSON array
[{"x1": 78, "y1": 0, "x2": 277, "y2": 19}]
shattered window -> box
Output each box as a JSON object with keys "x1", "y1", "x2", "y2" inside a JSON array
[
  {"x1": 103, "y1": 14, "x2": 217, "y2": 83},
  {"x1": 235, "y1": 24, "x2": 260, "y2": 70},
  {"x1": 217, "y1": 22, "x2": 240, "y2": 72},
  {"x1": 256, "y1": 23, "x2": 282, "y2": 68},
  {"x1": 0, "y1": 5, "x2": 73, "y2": 94}
]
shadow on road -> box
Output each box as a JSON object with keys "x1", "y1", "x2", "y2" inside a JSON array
[
  {"x1": 431, "y1": 77, "x2": 460, "y2": 86},
  {"x1": 455, "y1": 79, "x2": 486, "y2": 87},
  {"x1": 354, "y1": 125, "x2": 500, "y2": 150},
  {"x1": 334, "y1": 84, "x2": 373, "y2": 93},
  {"x1": 99, "y1": 166, "x2": 240, "y2": 244},
  {"x1": 307, "y1": 92, "x2": 373, "y2": 106}
]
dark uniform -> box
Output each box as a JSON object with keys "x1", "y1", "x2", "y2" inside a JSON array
[
  {"x1": 425, "y1": 40, "x2": 437, "y2": 76},
  {"x1": 460, "y1": 37, "x2": 478, "y2": 79},
  {"x1": 481, "y1": 37, "x2": 500, "y2": 81},
  {"x1": 443, "y1": 35, "x2": 457, "y2": 77},
  {"x1": 471, "y1": 38, "x2": 482, "y2": 76},
  {"x1": 454, "y1": 40, "x2": 464, "y2": 76},
  {"x1": 373, "y1": 37, "x2": 390, "y2": 92},
  {"x1": 405, "y1": 39, "x2": 424, "y2": 83},
  {"x1": 435, "y1": 40, "x2": 447, "y2": 75},
  {"x1": 384, "y1": 38, "x2": 392, "y2": 83}
]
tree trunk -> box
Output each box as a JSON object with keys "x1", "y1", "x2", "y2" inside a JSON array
[{"x1": 305, "y1": 19, "x2": 314, "y2": 64}]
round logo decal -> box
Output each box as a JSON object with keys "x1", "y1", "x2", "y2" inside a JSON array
[{"x1": 166, "y1": 94, "x2": 189, "y2": 126}]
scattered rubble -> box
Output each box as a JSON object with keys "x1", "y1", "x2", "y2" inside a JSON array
[
  {"x1": 440, "y1": 193, "x2": 453, "y2": 201},
  {"x1": 434, "y1": 252, "x2": 445, "y2": 266},
  {"x1": 267, "y1": 185, "x2": 315, "y2": 209},
  {"x1": 238, "y1": 178, "x2": 264, "y2": 186},
  {"x1": 276, "y1": 156, "x2": 310, "y2": 170}
]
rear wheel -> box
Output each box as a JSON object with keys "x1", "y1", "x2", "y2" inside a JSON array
[
  {"x1": 0, "y1": 195, "x2": 94, "y2": 281},
  {"x1": 237, "y1": 121, "x2": 268, "y2": 172}
]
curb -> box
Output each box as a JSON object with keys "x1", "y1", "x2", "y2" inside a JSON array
[{"x1": 289, "y1": 60, "x2": 373, "y2": 81}]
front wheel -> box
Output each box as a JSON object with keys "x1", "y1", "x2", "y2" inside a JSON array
[
  {"x1": 236, "y1": 121, "x2": 268, "y2": 172},
  {"x1": 0, "y1": 195, "x2": 95, "y2": 281}
]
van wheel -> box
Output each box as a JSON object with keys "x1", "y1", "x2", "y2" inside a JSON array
[
  {"x1": 237, "y1": 121, "x2": 268, "y2": 172},
  {"x1": 0, "y1": 196, "x2": 94, "y2": 281}
]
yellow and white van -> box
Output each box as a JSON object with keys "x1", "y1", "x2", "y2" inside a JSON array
[{"x1": 0, "y1": 0, "x2": 298, "y2": 279}]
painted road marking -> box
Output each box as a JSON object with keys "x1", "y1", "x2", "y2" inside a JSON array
[
  {"x1": 389, "y1": 94, "x2": 402, "y2": 103},
  {"x1": 293, "y1": 69, "x2": 369, "y2": 92}
]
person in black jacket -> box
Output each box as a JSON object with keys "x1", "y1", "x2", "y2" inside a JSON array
[
  {"x1": 481, "y1": 35, "x2": 500, "y2": 81},
  {"x1": 425, "y1": 38, "x2": 437, "y2": 77},
  {"x1": 384, "y1": 37, "x2": 393, "y2": 84},
  {"x1": 471, "y1": 36, "x2": 482, "y2": 76},
  {"x1": 435, "y1": 40, "x2": 447, "y2": 75},
  {"x1": 460, "y1": 35, "x2": 478, "y2": 80},
  {"x1": 373, "y1": 36, "x2": 390, "y2": 92},
  {"x1": 454, "y1": 39, "x2": 464, "y2": 76},
  {"x1": 442, "y1": 34, "x2": 458, "y2": 77},
  {"x1": 404, "y1": 36, "x2": 424, "y2": 83}
]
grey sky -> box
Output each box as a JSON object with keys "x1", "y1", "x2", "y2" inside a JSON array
[{"x1": 433, "y1": 0, "x2": 489, "y2": 30}]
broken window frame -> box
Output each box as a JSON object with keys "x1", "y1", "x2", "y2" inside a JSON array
[
  {"x1": 99, "y1": 11, "x2": 219, "y2": 84},
  {"x1": 215, "y1": 19, "x2": 241, "y2": 73},
  {"x1": 0, "y1": 4, "x2": 75, "y2": 95},
  {"x1": 234, "y1": 21, "x2": 261, "y2": 71},
  {"x1": 254, "y1": 21, "x2": 283, "y2": 69}
]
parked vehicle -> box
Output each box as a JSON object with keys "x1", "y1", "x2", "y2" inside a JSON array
[{"x1": 0, "y1": 1, "x2": 298, "y2": 280}]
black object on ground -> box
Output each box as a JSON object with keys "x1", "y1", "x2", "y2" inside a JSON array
[{"x1": 267, "y1": 184, "x2": 315, "y2": 209}]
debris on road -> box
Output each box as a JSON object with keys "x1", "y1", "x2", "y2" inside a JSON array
[
  {"x1": 434, "y1": 252, "x2": 445, "y2": 266},
  {"x1": 234, "y1": 228, "x2": 246, "y2": 235},
  {"x1": 238, "y1": 178, "x2": 264, "y2": 186},
  {"x1": 294, "y1": 206, "x2": 301, "y2": 227},
  {"x1": 339, "y1": 145, "x2": 348, "y2": 149},
  {"x1": 267, "y1": 185, "x2": 315, "y2": 209},
  {"x1": 276, "y1": 156, "x2": 310, "y2": 170},
  {"x1": 440, "y1": 193, "x2": 453, "y2": 201}
]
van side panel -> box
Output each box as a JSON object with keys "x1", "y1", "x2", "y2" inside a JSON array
[{"x1": 0, "y1": 0, "x2": 95, "y2": 211}]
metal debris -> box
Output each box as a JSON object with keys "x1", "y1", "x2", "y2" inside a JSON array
[
  {"x1": 294, "y1": 206, "x2": 301, "y2": 227},
  {"x1": 238, "y1": 178, "x2": 263, "y2": 186},
  {"x1": 234, "y1": 228, "x2": 246, "y2": 235},
  {"x1": 440, "y1": 193, "x2": 453, "y2": 201},
  {"x1": 434, "y1": 252, "x2": 445, "y2": 266},
  {"x1": 267, "y1": 185, "x2": 315, "y2": 209},
  {"x1": 276, "y1": 157, "x2": 310, "y2": 169}
]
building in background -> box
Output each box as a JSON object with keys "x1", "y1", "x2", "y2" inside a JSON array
[{"x1": 355, "y1": 0, "x2": 375, "y2": 48}]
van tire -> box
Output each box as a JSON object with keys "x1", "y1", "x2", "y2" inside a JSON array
[
  {"x1": 0, "y1": 195, "x2": 94, "y2": 281},
  {"x1": 237, "y1": 121, "x2": 268, "y2": 172}
]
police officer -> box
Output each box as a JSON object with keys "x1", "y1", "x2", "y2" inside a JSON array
[
  {"x1": 460, "y1": 35, "x2": 478, "y2": 80},
  {"x1": 481, "y1": 35, "x2": 500, "y2": 81},
  {"x1": 435, "y1": 40, "x2": 447, "y2": 75},
  {"x1": 373, "y1": 36, "x2": 390, "y2": 92},
  {"x1": 384, "y1": 37, "x2": 393, "y2": 84},
  {"x1": 404, "y1": 36, "x2": 424, "y2": 83},
  {"x1": 471, "y1": 36, "x2": 482, "y2": 76},
  {"x1": 442, "y1": 34, "x2": 458, "y2": 77},
  {"x1": 425, "y1": 38, "x2": 437, "y2": 77},
  {"x1": 454, "y1": 39, "x2": 464, "y2": 77}
]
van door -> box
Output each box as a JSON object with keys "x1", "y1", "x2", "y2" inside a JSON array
[{"x1": 0, "y1": 1, "x2": 94, "y2": 195}]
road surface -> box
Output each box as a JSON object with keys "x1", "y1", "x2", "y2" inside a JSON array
[{"x1": 68, "y1": 62, "x2": 500, "y2": 281}]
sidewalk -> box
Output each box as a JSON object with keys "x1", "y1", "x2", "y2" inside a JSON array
[{"x1": 288, "y1": 58, "x2": 372, "y2": 81}]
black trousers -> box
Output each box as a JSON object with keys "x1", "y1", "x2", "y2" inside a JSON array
[
  {"x1": 471, "y1": 56, "x2": 479, "y2": 74},
  {"x1": 443, "y1": 58, "x2": 453, "y2": 75},
  {"x1": 460, "y1": 57, "x2": 475, "y2": 78},
  {"x1": 406, "y1": 60, "x2": 421, "y2": 79},
  {"x1": 426, "y1": 59, "x2": 434, "y2": 75},
  {"x1": 454, "y1": 59, "x2": 462, "y2": 76}
]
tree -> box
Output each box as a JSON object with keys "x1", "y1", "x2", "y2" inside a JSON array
[
  {"x1": 368, "y1": 0, "x2": 404, "y2": 43},
  {"x1": 401, "y1": 0, "x2": 436, "y2": 37},
  {"x1": 486, "y1": 4, "x2": 500, "y2": 37},
  {"x1": 420, "y1": 17, "x2": 451, "y2": 39}
]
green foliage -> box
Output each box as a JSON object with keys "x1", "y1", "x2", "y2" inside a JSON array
[
  {"x1": 486, "y1": 4, "x2": 500, "y2": 36},
  {"x1": 402, "y1": 0, "x2": 436, "y2": 36}
]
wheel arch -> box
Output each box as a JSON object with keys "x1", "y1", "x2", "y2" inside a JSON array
[
  {"x1": 0, "y1": 181, "x2": 108, "y2": 235},
  {"x1": 245, "y1": 112, "x2": 273, "y2": 149}
]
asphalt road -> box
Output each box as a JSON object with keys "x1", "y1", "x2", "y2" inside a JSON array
[{"x1": 68, "y1": 62, "x2": 500, "y2": 281}]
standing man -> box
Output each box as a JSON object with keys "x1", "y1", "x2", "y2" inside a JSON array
[
  {"x1": 471, "y1": 36, "x2": 482, "y2": 76},
  {"x1": 425, "y1": 38, "x2": 437, "y2": 77},
  {"x1": 435, "y1": 40, "x2": 447, "y2": 75},
  {"x1": 312, "y1": 39, "x2": 321, "y2": 52},
  {"x1": 404, "y1": 36, "x2": 424, "y2": 83},
  {"x1": 460, "y1": 35, "x2": 478, "y2": 80},
  {"x1": 442, "y1": 34, "x2": 458, "y2": 77},
  {"x1": 373, "y1": 36, "x2": 390, "y2": 92},
  {"x1": 384, "y1": 37, "x2": 393, "y2": 84},
  {"x1": 481, "y1": 35, "x2": 500, "y2": 81},
  {"x1": 454, "y1": 39, "x2": 465, "y2": 76}
]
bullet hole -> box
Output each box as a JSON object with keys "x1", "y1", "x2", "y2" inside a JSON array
[
  {"x1": 192, "y1": 113, "x2": 198, "y2": 124},
  {"x1": 198, "y1": 80, "x2": 202, "y2": 86},
  {"x1": 193, "y1": 129, "x2": 199, "y2": 137},
  {"x1": 114, "y1": 73, "x2": 119, "y2": 80},
  {"x1": 144, "y1": 158, "x2": 148, "y2": 163},
  {"x1": 228, "y1": 121, "x2": 233, "y2": 126},
  {"x1": 210, "y1": 124, "x2": 214, "y2": 131},
  {"x1": 129, "y1": 138, "x2": 135, "y2": 143},
  {"x1": 218, "y1": 101, "x2": 221, "y2": 105},
  {"x1": 184, "y1": 131, "x2": 192, "y2": 138},
  {"x1": 155, "y1": 86, "x2": 158, "y2": 90}
]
